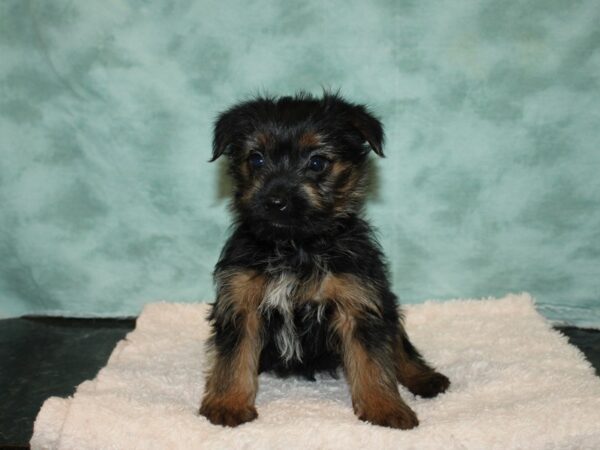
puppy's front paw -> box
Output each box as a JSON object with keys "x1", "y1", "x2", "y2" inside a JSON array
[
  {"x1": 199, "y1": 398, "x2": 258, "y2": 427},
  {"x1": 357, "y1": 401, "x2": 419, "y2": 430}
]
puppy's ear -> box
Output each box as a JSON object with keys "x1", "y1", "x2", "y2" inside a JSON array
[
  {"x1": 349, "y1": 105, "x2": 385, "y2": 157},
  {"x1": 210, "y1": 107, "x2": 245, "y2": 162}
]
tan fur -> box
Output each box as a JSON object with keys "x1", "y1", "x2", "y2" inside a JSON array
[
  {"x1": 249, "y1": 130, "x2": 273, "y2": 149},
  {"x1": 330, "y1": 160, "x2": 352, "y2": 178},
  {"x1": 227, "y1": 270, "x2": 266, "y2": 311},
  {"x1": 331, "y1": 302, "x2": 418, "y2": 429},
  {"x1": 301, "y1": 183, "x2": 324, "y2": 209},
  {"x1": 200, "y1": 270, "x2": 266, "y2": 425},
  {"x1": 238, "y1": 176, "x2": 263, "y2": 205},
  {"x1": 333, "y1": 167, "x2": 365, "y2": 216},
  {"x1": 319, "y1": 273, "x2": 382, "y2": 316},
  {"x1": 396, "y1": 356, "x2": 433, "y2": 393},
  {"x1": 394, "y1": 331, "x2": 449, "y2": 397},
  {"x1": 298, "y1": 130, "x2": 322, "y2": 149}
]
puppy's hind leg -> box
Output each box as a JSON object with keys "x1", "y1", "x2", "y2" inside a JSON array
[{"x1": 395, "y1": 324, "x2": 450, "y2": 398}]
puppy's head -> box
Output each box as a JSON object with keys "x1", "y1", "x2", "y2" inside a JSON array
[{"x1": 211, "y1": 93, "x2": 384, "y2": 240}]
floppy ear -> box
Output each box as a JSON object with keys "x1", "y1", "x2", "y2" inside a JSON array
[
  {"x1": 210, "y1": 105, "x2": 251, "y2": 162},
  {"x1": 349, "y1": 104, "x2": 385, "y2": 157},
  {"x1": 210, "y1": 110, "x2": 235, "y2": 162}
]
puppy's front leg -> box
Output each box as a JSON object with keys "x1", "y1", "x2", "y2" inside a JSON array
[
  {"x1": 335, "y1": 312, "x2": 419, "y2": 429},
  {"x1": 325, "y1": 275, "x2": 419, "y2": 429},
  {"x1": 200, "y1": 270, "x2": 265, "y2": 427}
]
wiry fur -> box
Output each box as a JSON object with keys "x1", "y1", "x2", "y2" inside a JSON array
[
  {"x1": 260, "y1": 273, "x2": 303, "y2": 363},
  {"x1": 199, "y1": 92, "x2": 450, "y2": 429}
]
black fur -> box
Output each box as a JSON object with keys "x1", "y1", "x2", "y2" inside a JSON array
[
  {"x1": 215, "y1": 216, "x2": 390, "y2": 379},
  {"x1": 200, "y1": 92, "x2": 449, "y2": 429}
]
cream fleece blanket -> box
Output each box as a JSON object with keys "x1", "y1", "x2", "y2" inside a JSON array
[{"x1": 31, "y1": 294, "x2": 600, "y2": 449}]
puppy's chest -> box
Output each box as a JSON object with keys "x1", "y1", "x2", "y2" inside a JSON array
[
  {"x1": 260, "y1": 272, "x2": 327, "y2": 363},
  {"x1": 261, "y1": 271, "x2": 322, "y2": 306}
]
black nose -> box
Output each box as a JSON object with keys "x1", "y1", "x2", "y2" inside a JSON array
[{"x1": 264, "y1": 195, "x2": 288, "y2": 213}]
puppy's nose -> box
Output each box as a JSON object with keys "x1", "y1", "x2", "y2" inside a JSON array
[{"x1": 264, "y1": 195, "x2": 288, "y2": 212}]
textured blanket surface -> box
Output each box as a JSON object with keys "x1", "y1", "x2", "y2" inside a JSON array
[{"x1": 32, "y1": 294, "x2": 600, "y2": 449}]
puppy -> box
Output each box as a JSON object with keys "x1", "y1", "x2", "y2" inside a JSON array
[{"x1": 199, "y1": 93, "x2": 449, "y2": 429}]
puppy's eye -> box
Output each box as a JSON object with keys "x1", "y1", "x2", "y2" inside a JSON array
[
  {"x1": 248, "y1": 152, "x2": 265, "y2": 169},
  {"x1": 308, "y1": 155, "x2": 328, "y2": 172}
]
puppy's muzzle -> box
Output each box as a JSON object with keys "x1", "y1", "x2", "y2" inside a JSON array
[{"x1": 260, "y1": 178, "x2": 295, "y2": 218}]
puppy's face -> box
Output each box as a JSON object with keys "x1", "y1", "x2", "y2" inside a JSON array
[{"x1": 211, "y1": 94, "x2": 385, "y2": 240}]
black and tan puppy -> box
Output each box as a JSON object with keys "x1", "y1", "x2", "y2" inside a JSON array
[{"x1": 199, "y1": 93, "x2": 449, "y2": 429}]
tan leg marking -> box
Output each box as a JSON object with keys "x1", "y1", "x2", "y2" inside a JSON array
[
  {"x1": 322, "y1": 274, "x2": 419, "y2": 429},
  {"x1": 200, "y1": 271, "x2": 266, "y2": 427},
  {"x1": 394, "y1": 330, "x2": 450, "y2": 398}
]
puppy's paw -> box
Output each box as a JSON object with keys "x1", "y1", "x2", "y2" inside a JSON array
[
  {"x1": 357, "y1": 402, "x2": 419, "y2": 430},
  {"x1": 408, "y1": 371, "x2": 450, "y2": 398},
  {"x1": 199, "y1": 398, "x2": 258, "y2": 427}
]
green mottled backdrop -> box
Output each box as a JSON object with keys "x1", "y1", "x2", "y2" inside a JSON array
[{"x1": 1, "y1": 0, "x2": 599, "y2": 326}]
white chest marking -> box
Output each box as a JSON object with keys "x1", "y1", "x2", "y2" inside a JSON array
[{"x1": 260, "y1": 273, "x2": 302, "y2": 362}]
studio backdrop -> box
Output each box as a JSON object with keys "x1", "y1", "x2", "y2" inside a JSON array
[{"x1": 1, "y1": 0, "x2": 599, "y2": 327}]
